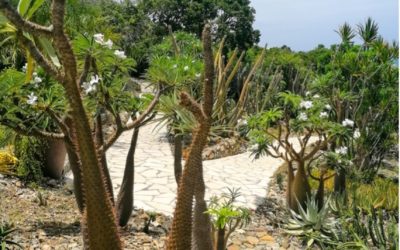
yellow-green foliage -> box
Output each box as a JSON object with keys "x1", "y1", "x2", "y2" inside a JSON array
[
  {"x1": 309, "y1": 168, "x2": 335, "y2": 191},
  {"x1": 310, "y1": 169, "x2": 398, "y2": 212},
  {"x1": 352, "y1": 178, "x2": 398, "y2": 212},
  {"x1": 0, "y1": 150, "x2": 18, "y2": 175}
]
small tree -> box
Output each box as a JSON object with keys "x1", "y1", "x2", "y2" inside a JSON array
[{"x1": 248, "y1": 92, "x2": 348, "y2": 211}]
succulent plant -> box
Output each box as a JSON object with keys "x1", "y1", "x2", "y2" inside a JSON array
[{"x1": 0, "y1": 221, "x2": 22, "y2": 250}]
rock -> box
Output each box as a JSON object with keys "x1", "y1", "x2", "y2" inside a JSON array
[
  {"x1": 281, "y1": 239, "x2": 290, "y2": 248},
  {"x1": 260, "y1": 234, "x2": 275, "y2": 242},
  {"x1": 41, "y1": 244, "x2": 51, "y2": 250},
  {"x1": 227, "y1": 244, "x2": 241, "y2": 250},
  {"x1": 246, "y1": 236, "x2": 259, "y2": 244},
  {"x1": 47, "y1": 179, "x2": 58, "y2": 187}
]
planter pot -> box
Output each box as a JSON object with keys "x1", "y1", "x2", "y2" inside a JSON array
[{"x1": 44, "y1": 139, "x2": 67, "y2": 179}]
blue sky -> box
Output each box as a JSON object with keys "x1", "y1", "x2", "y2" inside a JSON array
[{"x1": 250, "y1": 0, "x2": 399, "y2": 51}]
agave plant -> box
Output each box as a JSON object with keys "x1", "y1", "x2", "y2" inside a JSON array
[
  {"x1": 0, "y1": 221, "x2": 22, "y2": 250},
  {"x1": 285, "y1": 195, "x2": 338, "y2": 248}
]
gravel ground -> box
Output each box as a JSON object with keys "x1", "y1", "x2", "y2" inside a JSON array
[{"x1": 0, "y1": 163, "x2": 302, "y2": 250}]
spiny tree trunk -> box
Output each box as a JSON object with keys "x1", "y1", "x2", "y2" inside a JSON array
[
  {"x1": 174, "y1": 132, "x2": 183, "y2": 185},
  {"x1": 64, "y1": 117, "x2": 85, "y2": 212},
  {"x1": 290, "y1": 161, "x2": 311, "y2": 212},
  {"x1": 167, "y1": 24, "x2": 214, "y2": 250},
  {"x1": 65, "y1": 141, "x2": 85, "y2": 212},
  {"x1": 192, "y1": 161, "x2": 213, "y2": 250},
  {"x1": 94, "y1": 112, "x2": 114, "y2": 205},
  {"x1": 116, "y1": 128, "x2": 139, "y2": 226}
]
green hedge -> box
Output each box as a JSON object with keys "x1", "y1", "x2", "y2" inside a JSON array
[{"x1": 14, "y1": 135, "x2": 49, "y2": 184}]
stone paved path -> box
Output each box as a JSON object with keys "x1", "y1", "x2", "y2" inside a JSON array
[{"x1": 107, "y1": 121, "x2": 289, "y2": 216}]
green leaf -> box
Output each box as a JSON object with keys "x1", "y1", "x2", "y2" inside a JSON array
[
  {"x1": 38, "y1": 37, "x2": 61, "y2": 67},
  {"x1": 17, "y1": 0, "x2": 32, "y2": 17},
  {"x1": 307, "y1": 238, "x2": 314, "y2": 247},
  {"x1": 25, "y1": 0, "x2": 45, "y2": 19},
  {"x1": 0, "y1": 12, "x2": 8, "y2": 26}
]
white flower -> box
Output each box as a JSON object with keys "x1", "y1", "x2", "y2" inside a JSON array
[
  {"x1": 300, "y1": 100, "x2": 313, "y2": 109},
  {"x1": 305, "y1": 91, "x2": 311, "y2": 96},
  {"x1": 173, "y1": 64, "x2": 177, "y2": 69},
  {"x1": 33, "y1": 76, "x2": 42, "y2": 84},
  {"x1": 237, "y1": 119, "x2": 247, "y2": 126},
  {"x1": 126, "y1": 116, "x2": 134, "y2": 125},
  {"x1": 319, "y1": 112, "x2": 328, "y2": 118},
  {"x1": 353, "y1": 129, "x2": 361, "y2": 139},
  {"x1": 335, "y1": 146, "x2": 348, "y2": 155},
  {"x1": 89, "y1": 75, "x2": 100, "y2": 85},
  {"x1": 103, "y1": 39, "x2": 113, "y2": 49},
  {"x1": 191, "y1": 60, "x2": 195, "y2": 63},
  {"x1": 183, "y1": 66, "x2": 189, "y2": 71},
  {"x1": 27, "y1": 92, "x2": 38, "y2": 105},
  {"x1": 313, "y1": 94, "x2": 320, "y2": 99},
  {"x1": 298, "y1": 112, "x2": 308, "y2": 121},
  {"x1": 342, "y1": 119, "x2": 354, "y2": 127},
  {"x1": 250, "y1": 143, "x2": 259, "y2": 151},
  {"x1": 195, "y1": 73, "x2": 201, "y2": 78},
  {"x1": 93, "y1": 33, "x2": 104, "y2": 44},
  {"x1": 114, "y1": 50, "x2": 127, "y2": 59},
  {"x1": 33, "y1": 72, "x2": 38, "y2": 77},
  {"x1": 82, "y1": 81, "x2": 96, "y2": 94},
  {"x1": 325, "y1": 104, "x2": 332, "y2": 110},
  {"x1": 22, "y1": 63, "x2": 27, "y2": 72}
]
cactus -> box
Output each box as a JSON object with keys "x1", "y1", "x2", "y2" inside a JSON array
[
  {"x1": 0, "y1": 0, "x2": 123, "y2": 248},
  {"x1": 167, "y1": 24, "x2": 214, "y2": 250}
]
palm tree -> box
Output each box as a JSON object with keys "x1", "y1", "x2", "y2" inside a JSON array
[
  {"x1": 335, "y1": 22, "x2": 355, "y2": 45},
  {"x1": 357, "y1": 17, "x2": 379, "y2": 47}
]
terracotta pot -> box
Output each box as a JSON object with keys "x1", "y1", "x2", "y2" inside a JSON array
[{"x1": 44, "y1": 139, "x2": 67, "y2": 179}]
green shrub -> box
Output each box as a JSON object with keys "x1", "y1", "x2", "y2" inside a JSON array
[
  {"x1": 13, "y1": 135, "x2": 48, "y2": 184},
  {"x1": 309, "y1": 169, "x2": 398, "y2": 212},
  {"x1": 352, "y1": 177, "x2": 398, "y2": 212}
]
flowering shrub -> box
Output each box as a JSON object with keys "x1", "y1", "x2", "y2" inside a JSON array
[{"x1": 247, "y1": 91, "x2": 354, "y2": 210}]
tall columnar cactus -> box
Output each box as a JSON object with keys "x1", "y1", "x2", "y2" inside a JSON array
[
  {"x1": 0, "y1": 0, "x2": 122, "y2": 248},
  {"x1": 167, "y1": 24, "x2": 214, "y2": 250}
]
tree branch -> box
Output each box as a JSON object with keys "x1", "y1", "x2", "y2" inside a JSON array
[
  {"x1": 16, "y1": 32, "x2": 63, "y2": 82},
  {"x1": 10, "y1": 124, "x2": 64, "y2": 139},
  {"x1": 179, "y1": 91, "x2": 205, "y2": 121},
  {"x1": 0, "y1": 0, "x2": 53, "y2": 37},
  {"x1": 103, "y1": 88, "x2": 161, "y2": 151}
]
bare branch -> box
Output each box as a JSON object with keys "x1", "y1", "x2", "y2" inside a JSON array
[
  {"x1": 0, "y1": 0, "x2": 53, "y2": 37},
  {"x1": 45, "y1": 106, "x2": 70, "y2": 138},
  {"x1": 179, "y1": 91, "x2": 205, "y2": 121},
  {"x1": 11, "y1": 124, "x2": 64, "y2": 139},
  {"x1": 16, "y1": 32, "x2": 63, "y2": 82},
  {"x1": 103, "y1": 89, "x2": 162, "y2": 151},
  {"x1": 304, "y1": 140, "x2": 327, "y2": 161}
]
